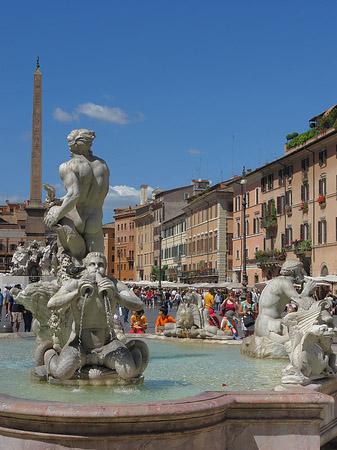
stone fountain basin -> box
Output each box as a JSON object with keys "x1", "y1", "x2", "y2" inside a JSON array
[{"x1": 1, "y1": 334, "x2": 337, "y2": 449}]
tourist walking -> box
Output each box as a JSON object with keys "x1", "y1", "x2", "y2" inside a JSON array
[
  {"x1": 204, "y1": 288, "x2": 215, "y2": 309},
  {"x1": 239, "y1": 291, "x2": 258, "y2": 337},
  {"x1": 214, "y1": 290, "x2": 223, "y2": 311},
  {"x1": 0, "y1": 289, "x2": 3, "y2": 321},
  {"x1": 220, "y1": 290, "x2": 237, "y2": 316}
]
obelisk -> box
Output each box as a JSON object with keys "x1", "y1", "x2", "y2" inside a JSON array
[{"x1": 25, "y1": 57, "x2": 46, "y2": 240}]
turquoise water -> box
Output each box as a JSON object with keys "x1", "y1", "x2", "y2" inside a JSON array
[{"x1": 0, "y1": 338, "x2": 284, "y2": 404}]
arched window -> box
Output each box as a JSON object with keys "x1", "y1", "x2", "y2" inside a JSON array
[{"x1": 321, "y1": 265, "x2": 329, "y2": 277}]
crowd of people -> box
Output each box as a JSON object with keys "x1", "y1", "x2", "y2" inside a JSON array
[
  {"x1": 0, "y1": 285, "x2": 33, "y2": 333},
  {"x1": 119, "y1": 285, "x2": 263, "y2": 339},
  {"x1": 1, "y1": 281, "x2": 336, "y2": 338}
]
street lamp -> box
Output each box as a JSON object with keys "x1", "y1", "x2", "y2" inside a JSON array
[
  {"x1": 118, "y1": 241, "x2": 121, "y2": 279},
  {"x1": 157, "y1": 231, "x2": 163, "y2": 306},
  {"x1": 240, "y1": 166, "x2": 248, "y2": 301}
]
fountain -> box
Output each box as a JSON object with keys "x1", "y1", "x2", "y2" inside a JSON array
[
  {"x1": 11, "y1": 129, "x2": 149, "y2": 385},
  {"x1": 1, "y1": 131, "x2": 337, "y2": 448}
]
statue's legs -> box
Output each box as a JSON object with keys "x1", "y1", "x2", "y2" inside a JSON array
[
  {"x1": 45, "y1": 343, "x2": 86, "y2": 380},
  {"x1": 126, "y1": 339, "x2": 150, "y2": 375},
  {"x1": 93, "y1": 340, "x2": 141, "y2": 380},
  {"x1": 83, "y1": 230, "x2": 104, "y2": 254}
]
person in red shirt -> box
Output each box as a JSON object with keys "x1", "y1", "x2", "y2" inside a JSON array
[{"x1": 155, "y1": 306, "x2": 176, "y2": 333}]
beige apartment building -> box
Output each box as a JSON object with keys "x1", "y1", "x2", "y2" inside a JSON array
[
  {"x1": 161, "y1": 213, "x2": 187, "y2": 282},
  {"x1": 134, "y1": 181, "x2": 209, "y2": 281},
  {"x1": 135, "y1": 202, "x2": 155, "y2": 281},
  {"x1": 113, "y1": 207, "x2": 136, "y2": 281},
  {"x1": 231, "y1": 105, "x2": 337, "y2": 285},
  {"x1": 230, "y1": 170, "x2": 264, "y2": 286},
  {"x1": 182, "y1": 182, "x2": 233, "y2": 284},
  {"x1": 102, "y1": 222, "x2": 115, "y2": 278}
]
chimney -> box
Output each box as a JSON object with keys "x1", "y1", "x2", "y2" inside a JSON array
[{"x1": 140, "y1": 185, "x2": 148, "y2": 205}]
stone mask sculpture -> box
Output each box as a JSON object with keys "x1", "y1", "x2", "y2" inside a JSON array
[{"x1": 13, "y1": 130, "x2": 149, "y2": 385}]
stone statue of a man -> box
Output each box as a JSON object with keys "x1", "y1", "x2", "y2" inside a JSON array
[
  {"x1": 45, "y1": 252, "x2": 148, "y2": 381},
  {"x1": 44, "y1": 129, "x2": 109, "y2": 261},
  {"x1": 254, "y1": 260, "x2": 317, "y2": 342}
]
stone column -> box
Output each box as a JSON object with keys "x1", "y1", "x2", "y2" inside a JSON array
[{"x1": 25, "y1": 58, "x2": 46, "y2": 240}]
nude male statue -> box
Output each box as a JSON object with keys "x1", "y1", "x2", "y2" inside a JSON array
[
  {"x1": 44, "y1": 129, "x2": 109, "y2": 261},
  {"x1": 45, "y1": 252, "x2": 149, "y2": 380},
  {"x1": 254, "y1": 260, "x2": 317, "y2": 343}
]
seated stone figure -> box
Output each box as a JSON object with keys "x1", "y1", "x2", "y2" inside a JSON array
[
  {"x1": 44, "y1": 129, "x2": 110, "y2": 262},
  {"x1": 281, "y1": 300, "x2": 337, "y2": 385},
  {"x1": 44, "y1": 252, "x2": 149, "y2": 381},
  {"x1": 242, "y1": 260, "x2": 317, "y2": 358}
]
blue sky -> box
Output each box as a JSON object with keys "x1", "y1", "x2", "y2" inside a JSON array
[{"x1": 1, "y1": 0, "x2": 337, "y2": 221}]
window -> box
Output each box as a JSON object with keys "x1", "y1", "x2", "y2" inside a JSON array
[
  {"x1": 236, "y1": 220, "x2": 240, "y2": 237},
  {"x1": 245, "y1": 192, "x2": 250, "y2": 208},
  {"x1": 267, "y1": 173, "x2": 274, "y2": 190},
  {"x1": 277, "y1": 195, "x2": 285, "y2": 214},
  {"x1": 281, "y1": 233, "x2": 285, "y2": 249},
  {"x1": 254, "y1": 246, "x2": 259, "y2": 255},
  {"x1": 261, "y1": 177, "x2": 266, "y2": 193},
  {"x1": 286, "y1": 190, "x2": 292, "y2": 206},
  {"x1": 235, "y1": 248, "x2": 240, "y2": 259},
  {"x1": 261, "y1": 202, "x2": 266, "y2": 217},
  {"x1": 278, "y1": 169, "x2": 285, "y2": 186},
  {"x1": 184, "y1": 192, "x2": 189, "y2": 200},
  {"x1": 209, "y1": 232, "x2": 213, "y2": 252},
  {"x1": 301, "y1": 157, "x2": 309, "y2": 172},
  {"x1": 287, "y1": 165, "x2": 293, "y2": 179},
  {"x1": 286, "y1": 227, "x2": 292, "y2": 245},
  {"x1": 318, "y1": 219, "x2": 327, "y2": 244},
  {"x1": 235, "y1": 195, "x2": 240, "y2": 212},
  {"x1": 301, "y1": 183, "x2": 309, "y2": 202},
  {"x1": 245, "y1": 218, "x2": 249, "y2": 235},
  {"x1": 300, "y1": 223, "x2": 309, "y2": 241},
  {"x1": 255, "y1": 187, "x2": 259, "y2": 205},
  {"x1": 319, "y1": 149, "x2": 327, "y2": 167},
  {"x1": 319, "y1": 177, "x2": 326, "y2": 196},
  {"x1": 253, "y1": 216, "x2": 260, "y2": 234}
]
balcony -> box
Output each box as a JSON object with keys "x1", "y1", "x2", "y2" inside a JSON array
[
  {"x1": 255, "y1": 250, "x2": 287, "y2": 269},
  {"x1": 181, "y1": 268, "x2": 218, "y2": 279},
  {"x1": 285, "y1": 205, "x2": 292, "y2": 216},
  {"x1": 317, "y1": 196, "x2": 326, "y2": 206},
  {"x1": 292, "y1": 239, "x2": 312, "y2": 257},
  {"x1": 260, "y1": 216, "x2": 277, "y2": 232},
  {"x1": 127, "y1": 256, "x2": 134, "y2": 261}
]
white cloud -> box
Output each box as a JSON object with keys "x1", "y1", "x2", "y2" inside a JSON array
[
  {"x1": 53, "y1": 102, "x2": 144, "y2": 125},
  {"x1": 53, "y1": 107, "x2": 78, "y2": 123},
  {"x1": 103, "y1": 185, "x2": 153, "y2": 220},
  {"x1": 76, "y1": 103, "x2": 129, "y2": 124},
  {"x1": 187, "y1": 149, "x2": 201, "y2": 155}
]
